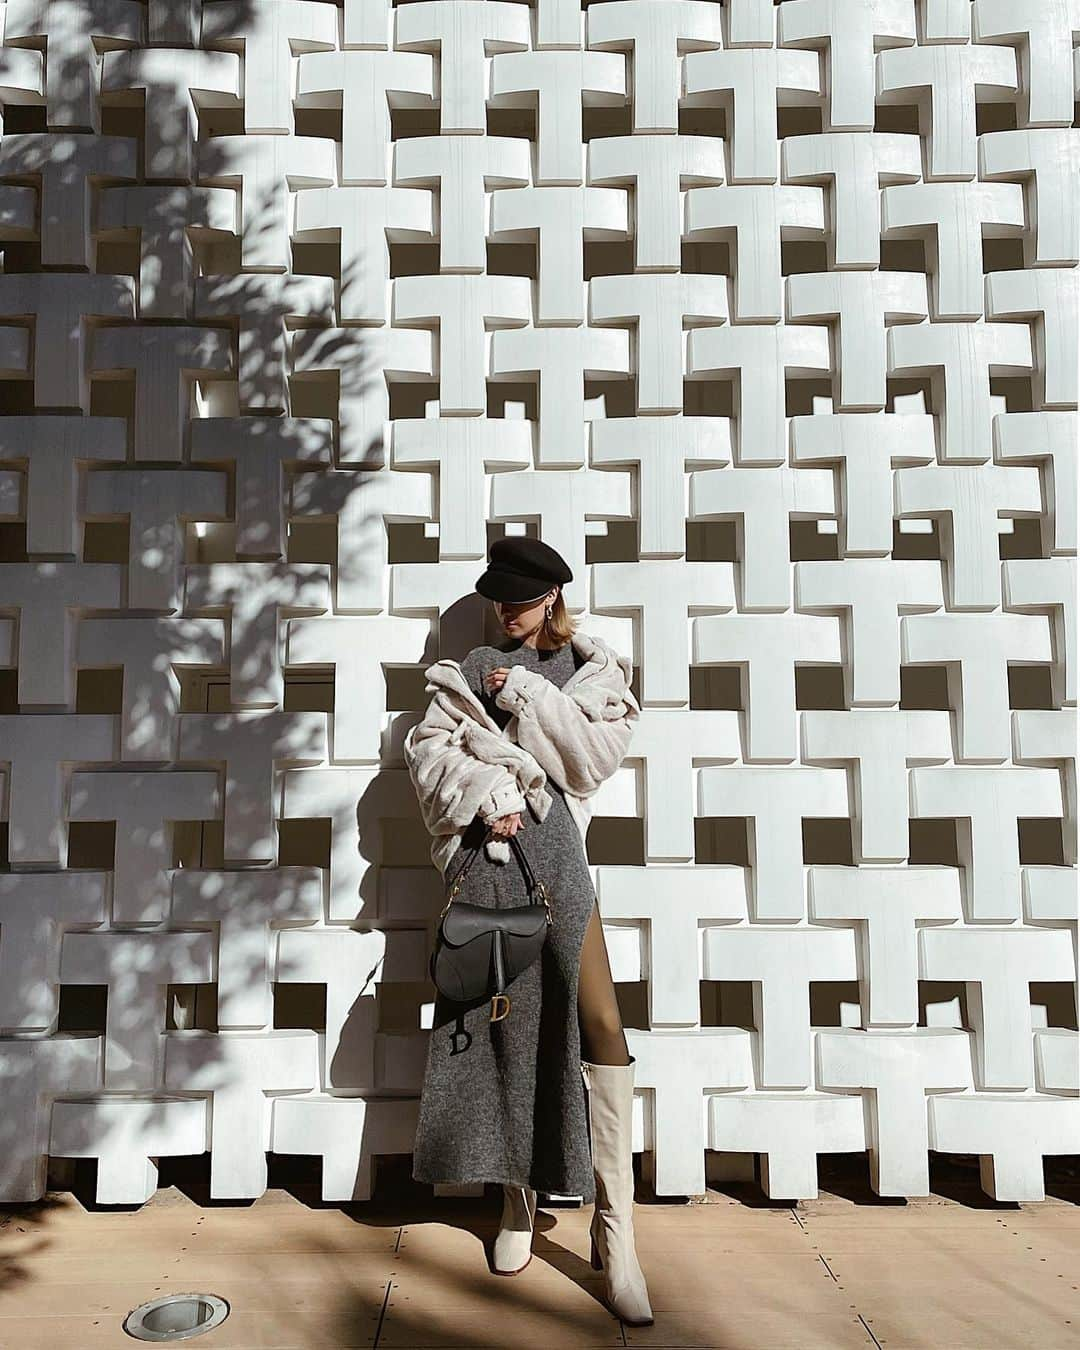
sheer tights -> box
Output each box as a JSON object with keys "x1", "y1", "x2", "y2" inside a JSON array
[{"x1": 576, "y1": 900, "x2": 631, "y2": 1066}]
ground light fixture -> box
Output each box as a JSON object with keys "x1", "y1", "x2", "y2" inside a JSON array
[{"x1": 122, "y1": 1292, "x2": 230, "y2": 1341}]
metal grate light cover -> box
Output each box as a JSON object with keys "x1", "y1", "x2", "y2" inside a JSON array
[{"x1": 123, "y1": 1293, "x2": 230, "y2": 1342}]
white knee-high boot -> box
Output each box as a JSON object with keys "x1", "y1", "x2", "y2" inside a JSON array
[
  {"x1": 492, "y1": 1183, "x2": 537, "y2": 1274},
  {"x1": 580, "y1": 1056, "x2": 654, "y2": 1325}
]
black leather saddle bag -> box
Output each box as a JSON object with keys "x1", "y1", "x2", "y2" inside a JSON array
[{"x1": 430, "y1": 826, "x2": 552, "y2": 1023}]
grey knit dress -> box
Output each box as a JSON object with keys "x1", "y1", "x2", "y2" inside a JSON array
[{"x1": 410, "y1": 637, "x2": 598, "y2": 1204}]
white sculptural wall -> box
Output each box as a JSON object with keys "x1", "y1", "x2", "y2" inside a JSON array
[{"x1": 0, "y1": 0, "x2": 1076, "y2": 1208}]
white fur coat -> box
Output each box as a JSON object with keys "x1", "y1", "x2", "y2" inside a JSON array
[{"x1": 403, "y1": 630, "x2": 640, "y2": 876}]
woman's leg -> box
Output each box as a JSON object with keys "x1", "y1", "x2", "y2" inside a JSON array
[{"x1": 577, "y1": 900, "x2": 631, "y2": 1066}]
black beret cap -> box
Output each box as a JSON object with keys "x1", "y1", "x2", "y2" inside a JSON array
[{"x1": 474, "y1": 536, "x2": 573, "y2": 603}]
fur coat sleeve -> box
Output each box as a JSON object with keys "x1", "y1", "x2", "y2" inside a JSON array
[
  {"x1": 402, "y1": 687, "x2": 549, "y2": 840},
  {"x1": 494, "y1": 646, "x2": 640, "y2": 797},
  {"x1": 403, "y1": 631, "x2": 637, "y2": 873}
]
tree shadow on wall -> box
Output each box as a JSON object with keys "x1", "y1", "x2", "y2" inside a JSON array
[{"x1": 0, "y1": 8, "x2": 460, "y2": 1341}]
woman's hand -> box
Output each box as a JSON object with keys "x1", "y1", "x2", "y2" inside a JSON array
[
  {"x1": 484, "y1": 666, "x2": 511, "y2": 696},
  {"x1": 488, "y1": 810, "x2": 524, "y2": 838},
  {"x1": 485, "y1": 667, "x2": 520, "y2": 837}
]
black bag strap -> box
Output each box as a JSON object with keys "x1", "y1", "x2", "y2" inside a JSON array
[
  {"x1": 441, "y1": 824, "x2": 548, "y2": 920},
  {"x1": 507, "y1": 831, "x2": 538, "y2": 891}
]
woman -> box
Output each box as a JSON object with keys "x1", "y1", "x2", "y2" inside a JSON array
[{"x1": 403, "y1": 536, "x2": 653, "y2": 1326}]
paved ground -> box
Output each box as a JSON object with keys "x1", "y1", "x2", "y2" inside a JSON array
[{"x1": 0, "y1": 1156, "x2": 1076, "y2": 1348}]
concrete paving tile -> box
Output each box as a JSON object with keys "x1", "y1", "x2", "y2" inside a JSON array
[
  {"x1": 792, "y1": 1194, "x2": 944, "y2": 1212},
  {"x1": 604, "y1": 1255, "x2": 846, "y2": 1315},
  {"x1": 812, "y1": 1253, "x2": 1078, "y2": 1350},
  {"x1": 2, "y1": 1208, "x2": 403, "y2": 1258},
  {"x1": 796, "y1": 1208, "x2": 1024, "y2": 1229},
  {"x1": 795, "y1": 1205, "x2": 1038, "y2": 1227},
  {"x1": 621, "y1": 1309, "x2": 876, "y2": 1348},
  {"x1": 398, "y1": 1222, "x2": 506, "y2": 1249},
  {"x1": 619, "y1": 1210, "x2": 806, "y2": 1248},
  {"x1": 794, "y1": 1219, "x2": 1041, "y2": 1256},
  {"x1": 822, "y1": 1250, "x2": 1078, "y2": 1296},
  {"x1": 99, "y1": 1223, "x2": 400, "y2": 1260},
  {"x1": 377, "y1": 1276, "x2": 623, "y2": 1347},
  {"x1": 174, "y1": 1211, "x2": 402, "y2": 1250},
  {"x1": 1000, "y1": 1229, "x2": 1080, "y2": 1278},
  {"x1": 629, "y1": 1204, "x2": 796, "y2": 1225},
  {"x1": 537, "y1": 1240, "x2": 812, "y2": 1285},
  {"x1": 788, "y1": 1198, "x2": 1009, "y2": 1220},
  {"x1": 630, "y1": 1228, "x2": 813, "y2": 1255},
  {"x1": 1, "y1": 1251, "x2": 401, "y2": 1296},
  {"x1": 384, "y1": 1250, "x2": 854, "y2": 1342},
  {"x1": 0, "y1": 1319, "x2": 133, "y2": 1350},
  {"x1": 383, "y1": 1282, "x2": 612, "y2": 1318},
  {"x1": 844, "y1": 1292, "x2": 1075, "y2": 1349},
  {"x1": 530, "y1": 1224, "x2": 811, "y2": 1264},
  {"x1": 0, "y1": 1279, "x2": 150, "y2": 1320},
  {"x1": 1003, "y1": 1204, "x2": 1080, "y2": 1225}
]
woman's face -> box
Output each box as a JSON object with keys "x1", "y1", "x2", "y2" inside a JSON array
[{"x1": 493, "y1": 588, "x2": 557, "y2": 637}]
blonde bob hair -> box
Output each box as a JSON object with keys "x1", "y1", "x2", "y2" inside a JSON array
[
  {"x1": 495, "y1": 584, "x2": 578, "y2": 646},
  {"x1": 541, "y1": 586, "x2": 578, "y2": 645}
]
